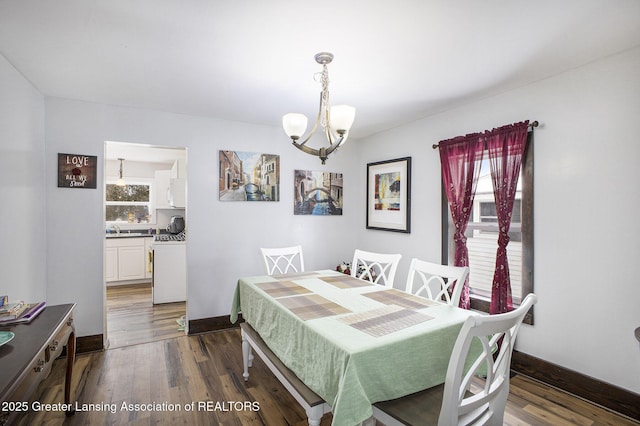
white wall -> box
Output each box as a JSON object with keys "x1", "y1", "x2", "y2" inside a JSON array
[
  {"x1": 356, "y1": 47, "x2": 640, "y2": 393},
  {"x1": 43, "y1": 98, "x2": 359, "y2": 339},
  {"x1": 0, "y1": 54, "x2": 46, "y2": 303}
]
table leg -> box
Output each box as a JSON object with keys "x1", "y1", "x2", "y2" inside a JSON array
[
  {"x1": 65, "y1": 330, "x2": 76, "y2": 417},
  {"x1": 306, "y1": 405, "x2": 324, "y2": 426},
  {"x1": 242, "y1": 330, "x2": 251, "y2": 381}
]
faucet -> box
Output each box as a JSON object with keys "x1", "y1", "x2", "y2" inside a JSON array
[{"x1": 113, "y1": 225, "x2": 121, "y2": 234}]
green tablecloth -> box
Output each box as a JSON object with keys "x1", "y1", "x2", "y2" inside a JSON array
[{"x1": 230, "y1": 270, "x2": 477, "y2": 426}]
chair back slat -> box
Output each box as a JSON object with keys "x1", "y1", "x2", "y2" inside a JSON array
[
  {"x1": 260, "y1": 245, "x2": 305, "y2": 275},
  {"x1": 351, "y1": 249, "x2": 402, "y2": 288},
  {"x1": 405, "y1": 258, "x2": 469, "y2": 307}
]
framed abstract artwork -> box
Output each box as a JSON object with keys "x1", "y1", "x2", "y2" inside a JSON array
[{"x1": 366, "y1": 157, "x2": 411, "y2": 233}]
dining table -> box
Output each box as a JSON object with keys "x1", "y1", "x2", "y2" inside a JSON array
[{"x1": 230, "y1": 269, "x2": 479, "y2": 426}]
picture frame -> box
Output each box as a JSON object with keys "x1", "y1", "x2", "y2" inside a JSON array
[
  {"x1": 366, "y1": 157, "x2": 411, "y2": 233},
  {"x1": 57, "y1": 153, "x2": 98, "y2": 189},
  {"x1": 294, "y1": 170, "x2": 343, "y2": 215},
  {"x1": 219, "y1": 150, "x2": 280, "y2": 201}
]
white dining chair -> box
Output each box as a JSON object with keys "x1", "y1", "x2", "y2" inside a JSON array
[
  {"x1": 405, "y1": 258, "x2": 469, "y2": 307},
  {"x1": 260, "y1": 245, "x2": 305, "y2": 275},
  {"x1": 372, "y1": 293, "x2": 538, "y2": 426},
  {"x1": 351, "y1": 249, "x2": 402, "y2": 287}
]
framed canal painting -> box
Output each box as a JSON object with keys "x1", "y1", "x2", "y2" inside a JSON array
[
  {"x1": 294, "y1": 170, "x2": 343, "y2": 215},
  {"x1": 366, "y1": 157, "x2": 411, "y2": 233},
  {"x1": 219, "y1": 150, "x2": 280, "y2": 201}
]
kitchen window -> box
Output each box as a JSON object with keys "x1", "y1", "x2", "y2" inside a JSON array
[{"x1": 105, "y1": 179, "x2": 154, "y2": 224}]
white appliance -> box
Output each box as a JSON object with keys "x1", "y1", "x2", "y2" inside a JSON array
[{"x1": 151, "y1": 234, "x2": 186, "y2": 304}]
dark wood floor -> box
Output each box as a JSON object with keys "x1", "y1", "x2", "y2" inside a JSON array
[
  {"x1": 8, "y1": 285, "x2": 638, "y2": 425},
  {"x1": 11, "y1": 327, "x2": 639, "y2": 426},
  {"x1": 106, "y1": 283, "x2": 186, "y2": 349}
]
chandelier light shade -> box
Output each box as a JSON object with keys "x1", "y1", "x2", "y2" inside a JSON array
[
  {"x1": 283, "y1": 52, "x2": 356, "y2": 164},
  {"x1": 282, "y1": 113, "x2": 309, "y2": 139},
  {"x1": 116, "y1": 158, "x2": 126, "y2": 186}
]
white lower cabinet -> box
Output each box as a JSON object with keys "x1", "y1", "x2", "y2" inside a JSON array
[
  {"x1": 105, "y1": 247, "x2": 118, "y2": 282},
  {"x1": 118, "y1": 245, "x2": 146, "y2": 280},
  {"x1": 106, "y1": 237, "x2": 150, "y2": 283}
]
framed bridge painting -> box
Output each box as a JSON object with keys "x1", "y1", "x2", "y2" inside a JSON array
[{"x1": 294, "y1": 170, "x2": 343, "y2": 215}]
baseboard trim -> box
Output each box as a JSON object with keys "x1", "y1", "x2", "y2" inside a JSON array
[
  {"x1": 188, "y1": 314, "x2": 242, "y2": 335},
  {"x1": 75, "y1": 315, "x2": 242, "y2": 352},
  {"x1": 76, "y1": 334, "x2": 104, "y2": 354},
  {"x1": 511, "y1": 350, "x2": 640, "y2": 421}
]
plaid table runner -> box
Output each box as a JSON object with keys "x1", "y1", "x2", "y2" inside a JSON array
[
  {"x1": 271, "y1": 272, "x2": 320, "y2": 279},
  {"x1": 363, "y1": 288, "x2": 439, "y2": 310},
  {"x1": 278, "y1": 293, "x2": 351, "y2": 321},
  {"x1": 320, "y1": 275, "x2": 374, "y2": 289},
  {"x1": 255, "y1": 280, "x2": 312, "y2": 298},
  {"x1": 339, "y1": 305, "x2": 433, "y2": 337}
]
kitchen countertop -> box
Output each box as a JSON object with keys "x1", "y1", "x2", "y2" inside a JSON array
[
  {"x1": 106, "y1": 230, "x2": 186, "y2": 240},
  {"x1": 105, "y1": 231, "x2": 155, "y2": 239}
]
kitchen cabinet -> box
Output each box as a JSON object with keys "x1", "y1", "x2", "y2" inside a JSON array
[
  {"x1": 171, "y1": 158, "x2": 186, "y2": 179},
  {"x1": 154, "y1": 170, "x2": 171, "y2": 209},
  {"x1": 118, "y1": 245, "x2": 146, "y2": 280},
  {"x1": 105, "y1": 247, "x2": 118, "y2": 282},
  {"x1": 106, "y1": 238, "x2": 149, "y2": 283},
  {"x1": 169, "y1": 178, "x2": 186, "y2": 208},
  {"x1": 169, "y1": 159, "x2": 186, "y2": 207},
  {"x1": 156, "y1": 162, "x2": 186, "y2": 209}
]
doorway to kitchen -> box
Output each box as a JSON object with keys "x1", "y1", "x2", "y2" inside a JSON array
[{"x1": 104, "y1": 141, "x2": 187, "y2": 349}]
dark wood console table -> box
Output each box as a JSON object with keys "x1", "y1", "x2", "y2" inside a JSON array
[{"x1": 0, "y1": 304, "x2": 76, "y2": 423}]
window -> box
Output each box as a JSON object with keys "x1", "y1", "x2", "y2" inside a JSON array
[
  {"x1": 442, "y1": 134, "x2": 533, "y2": 321},
  {"x1": 462, "y1": 164, "x2": 523, "y2": 300},
  {"x1": 105, "y1": 179, "x2": 154, "y2": 224}
]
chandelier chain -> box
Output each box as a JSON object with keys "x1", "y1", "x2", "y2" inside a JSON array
[{"x1": 320, "y1": 64, "x2": 331, "y2": 136}]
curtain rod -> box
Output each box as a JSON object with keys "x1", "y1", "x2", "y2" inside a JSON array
[{"x1": 431, "y1": 120, "x2": 538, "y2": 149}]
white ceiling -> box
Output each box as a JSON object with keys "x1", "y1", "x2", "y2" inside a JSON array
[{"x1": 2, "y1": 0, "x2": 640, "y2": 145}]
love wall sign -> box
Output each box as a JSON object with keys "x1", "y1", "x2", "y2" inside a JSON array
[{"x1": 57, "y1": 153, "x2": 98, "y2": 189}]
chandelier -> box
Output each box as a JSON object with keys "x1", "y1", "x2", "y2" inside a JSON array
[{"x1": 282, "y1": 52, "x2": 356, "y2": 164}]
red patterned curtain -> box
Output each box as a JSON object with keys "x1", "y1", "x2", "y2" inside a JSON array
[
  {"x1": 439, "y1": 133, "x2": 485, "y2": 309},
  {"x1": 486, "y1": 121, "x2": 529, "y2": 314}
]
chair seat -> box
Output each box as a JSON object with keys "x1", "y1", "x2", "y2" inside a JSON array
[
  {"x1": 373, "y1": 384, "x2": 444, "y2": 425},
  {"x1": 373, "y1": 384, "x2": 474, "y2": 426}
]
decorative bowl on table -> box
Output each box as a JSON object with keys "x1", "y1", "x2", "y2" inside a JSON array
[{"x1": 0, "y1": 331, "x2": 15, "y2": 347}]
